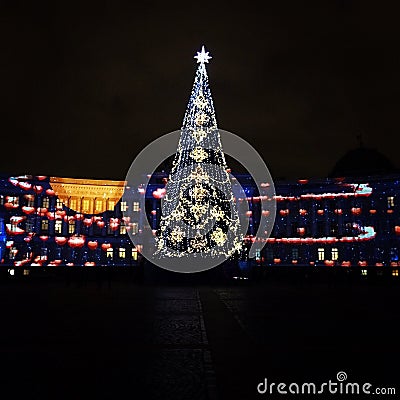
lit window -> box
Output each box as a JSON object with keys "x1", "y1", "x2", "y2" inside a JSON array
[
  {"x1": 10, "y1": 223, "x2": 18, "y2": 232},
  {"x1": 132, "y1": 248, "x2": 138, "y2": 260},
  {"x1": 8, "y1": 196, "x2": 19, "y2": 206},
  {"x1": 106, "y1": 248, "x2": 113, "y2": 259},
  {"x1": 119, "y1": 248, "x2": 126, "y2": 258},
  {"x1": 292, "y1": 248, "x2": 299, "y2": 260},
  {"x1": 318, "y1": 248, "x2": 324, "y2": 261},
  {"x1": 255, "y1": 249, "x2": 261, "y2": 261},
  {"x1": 133, "y1": 202, "x2": 140, "y2": 212},
  {"x1": 132, "y1": 223, "x2": 138, "y2": 234},
  {"x1": 392, "y1": 270, "x2": 399, "y2": 277},
  {"x1": 26, "y1": 196, "x2": 35, "y2": 207},
  {"x1": 69, "y1": 199, "x2": 77, "y2": 210},
  {"x1": 120, "y1": 223, "x2": 127, "y2": 235},
  {"x1": 68, "y1": 220, "x2": 75, "y2": 234},
  {"x1": 0, "y1": 195, "x2": 3, "y2": 205},
  {"x1": 41, "y1": 219, "x2": 49, "y2": 232},
  {"x1": 55, "y1": 220, "x2": 63, "y2": 234},
  {"x1": 82, "y1": 199, "x2": 90, "y2": 213},
  {"x1": 95, "y1": 200, "x2": 103, "y2": 211},
  {"x1": 23, "y1": 269, "x2": 30, "y2": 276},
  {"x1": 56, "y1": 198, "x2": 63, "y2": 209},
  {"x1": 331, "y1": 248, "x2": 339, "y2": 261},
  {"x1": 108, "y1": 200, "x2": 115, "y2": 210},
  {"x1": 42, "y1": 197, "x2": 49, "y2": 208},
  {"x1": 9, "y1": 247, "x2": 18, "y2": 260},
  {"x1": 120, "y1": 201, "x2": 128, "y2": 212},
  {"x1": 361, "y1": 269, "x2": 367, "y2": 276},
  {"x1": 387, "y1": 196, "x2": 395, "y2": 207}
]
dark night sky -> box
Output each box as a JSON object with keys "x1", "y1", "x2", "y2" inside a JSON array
[{"x1": 1, "y1": 1, "x2": 399, "y2": 180}]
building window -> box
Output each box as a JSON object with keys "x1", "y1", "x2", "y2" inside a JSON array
[
  {"x1": 0, "y1": 195, "x2": 3, "y2": 205},
  {"x1": 95, "y1": 200, "x2": 103, "y2": 211},
  {"x1": 26, "y1": 195, "x2": 34, "y2": 207},
  {"x1": 108, "y1": 200, "x2": 115, "y2": 210},
  {"x1": 120, "y1": 201, "x2": 128, "y2": 212},
  {"x1": 120, "y1": 223, "x2": 126, "y2": 235},
  {"x1": 68, "y1": 220, "x2": 75, "y2": 234},
  {"x1": 266, "y1": 248, "x2": 274, "y2": 261},
  {"x1": 119, "y1": 248, "x2": 126, "y2": 258},
  {"x1": 318, "y1": 248, "x2": 325, "y2": 261},
  {"x1": 390, "y1": 247, "x2": 398, "y2": 261},
  {"x1": 42, "y1": 197, "x2": 49, "y2": 208},
  {"x1": 375, "y1": 247, "x2": 384, "y2": 260},
  {"x1": 26, "y1": 220, "x2": 34, "y2": 233},
  {"x1": 292, "y1": 248, "x2": 299, "y2": 260},
  {"x1": 10, "y1": 223, "x2": 18, "y2": 233},
  {"x1": 8, "y1": 196, "x2": 19, "y2": 206},
  {"x1": 317, "y1": 221, "x2": 325, "y2": 237},
  {"x1": 344, "y1": 222, "x2": 353, "y2": 235},
  {"x1": 9, "y1": 247, "x2": 18, "y2": 260},
  {"x1": 255, "y1": 249, "x2": 261, "y2": 261},
  {"x1": 55, "y1": 220, "x2": 63, "y2": 234},
  {"x1": 56, "y1": 198, "x2": 63, "y2": 209},
  {"x1": 331, "y1": 248, "x2": 339, "y2": 261},
  {"x1": 387, "y1": 196, "x2": 395, "y2": 207},
  {"x1": 41, "y1": 219, "x2": 49, "y2": 232},
  {"x1": 291, "y1": 222, "x2": 299, "y2": 237},
  {"x1": 82, "y1": 199, "x2": 90, "y2": 213},
  {"x1": 40, "y1": 248, "x2": 48, "y2": 260},
  {"x1": 361, "y1": 269, "x2": 367, "y2": 276},
  {"x1": 55, "y1": 248, "x2": 62, "y2": 259},
  {"x1": 133, "y1": 201, "x2": 140, "y2": 212},
  {"x1": 329, "y1": 223, "x2": 338, "y2": 235},
  {"x1": 392, "y1": 270, "x2": 399, "y2": 277},
  {"x1": 131, "y1": 223, "x2": 138, "y2": 234},
  {"x1": 132, "y1": 248, "x2": 138, "y2": 260},
  {"x1": 69, "y1": 199, "x2": 77, "y2": 211},
  {"x1": 106, "y1": 248, "x2": 113, "y2": 259}
]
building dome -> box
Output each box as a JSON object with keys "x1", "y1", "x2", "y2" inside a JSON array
[{"x1": 330, "y1": 146, "x2": 396, "y2": 177}]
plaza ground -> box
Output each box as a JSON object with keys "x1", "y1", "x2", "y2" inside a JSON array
[{"x1": 0, "y1": 273, "x2": 398, "y2": 399}]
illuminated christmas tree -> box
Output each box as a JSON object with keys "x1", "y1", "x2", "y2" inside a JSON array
[{"x1": 156, "y1": 46, "x2": 242, "y2": 259}]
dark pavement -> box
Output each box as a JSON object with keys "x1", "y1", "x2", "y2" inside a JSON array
[{"x1": 0, "y1": 277, "x2": 398, "y2": 399}]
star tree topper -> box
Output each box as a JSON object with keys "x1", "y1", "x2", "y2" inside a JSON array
[{"x1": 194, "y1": 46, "x2": 212, "y2": 63}]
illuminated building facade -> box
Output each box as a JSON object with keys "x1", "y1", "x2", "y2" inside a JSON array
[
  {"x1": 0, "y1": 175, "x2": 135, "y2": 266},
  {"x1": 0, "y1": 172, "x2": 399, "y2": 268}
]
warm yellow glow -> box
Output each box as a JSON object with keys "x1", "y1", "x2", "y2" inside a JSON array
[{"x1": 50, "y1": 177, "x2": 125, "y2": 213}]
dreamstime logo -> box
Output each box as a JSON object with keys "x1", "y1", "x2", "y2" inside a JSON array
[
  {"x1": 336, "y1": 371, "x2": 347, "y2": 382},
  {"x1": 122, "y1": 129, "x2": 276, "y2": 273},
  {"x1": 257, "y1": 371, "x2": 396, "y2": 396}
]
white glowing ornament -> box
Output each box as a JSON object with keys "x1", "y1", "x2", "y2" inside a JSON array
[{"x1": 194, "y1": 46, "x2": 212, "y2": 64}]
